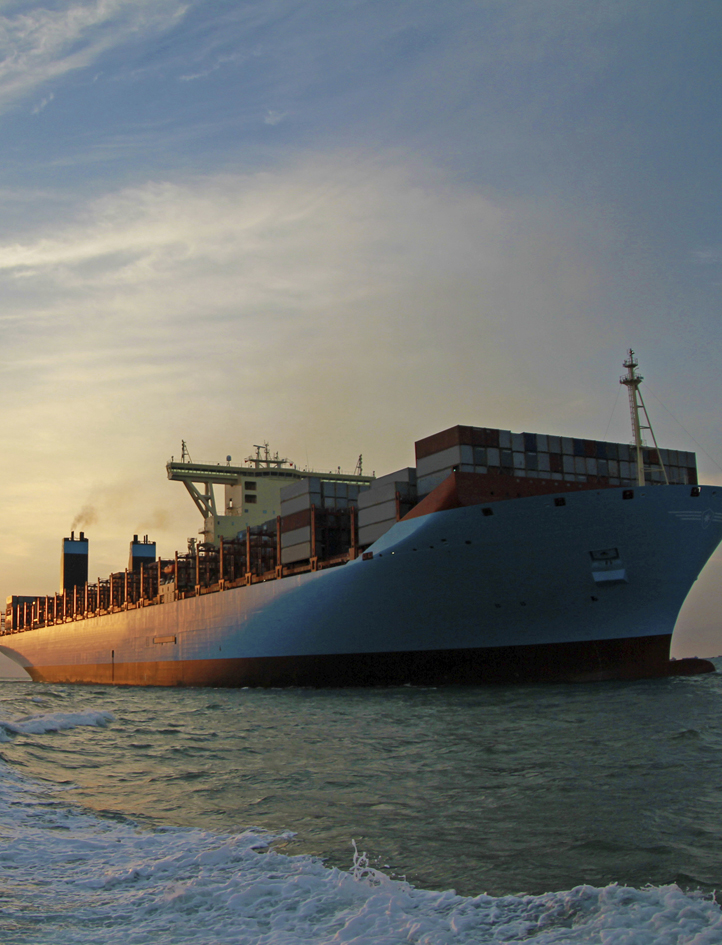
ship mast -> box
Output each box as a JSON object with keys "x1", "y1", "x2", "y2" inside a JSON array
[{"x1": 619, "y1": 349, "x2": 669, "y2": 486}]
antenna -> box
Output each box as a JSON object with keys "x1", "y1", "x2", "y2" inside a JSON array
[
  {"x1": 354, "y1": 454, "x2": 363, "y2": 476},
  {"x1": 181, "y1": 440, "x2": 192, "y2": 463},
  {"x1": 619, "y1": 350, "x2": 669, "y2": 486},
  {"x1": 245, "y1": 442, "x2": 290, "y2": 468}
]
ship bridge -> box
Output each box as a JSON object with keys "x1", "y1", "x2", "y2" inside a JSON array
[{"x1": 167, "y1": 442, "x2": 374, "y2": 545}]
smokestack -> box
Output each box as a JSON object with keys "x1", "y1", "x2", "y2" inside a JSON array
[
  {"x1": 129, "y1": 534, "x2": 156, "y2": 573},
  {"x1": 61, "y1": 532, "x2": 89, "y2": 592}
]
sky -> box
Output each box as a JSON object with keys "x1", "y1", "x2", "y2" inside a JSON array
[{"x1": 0, "y1": 0, "x2": 721, "y2": 668}]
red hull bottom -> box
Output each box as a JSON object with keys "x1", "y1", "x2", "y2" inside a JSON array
[{"x1": 22, "y1": 634, "x2": 714, "y2": 687}]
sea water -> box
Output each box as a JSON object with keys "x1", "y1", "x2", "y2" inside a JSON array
[{"x1": 1, "y1": 665, "x2": 721, "y2": 943}]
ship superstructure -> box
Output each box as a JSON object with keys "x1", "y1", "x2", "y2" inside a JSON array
[{"x1": 167, "y1": 441, "x2": 373, "y2": 544}]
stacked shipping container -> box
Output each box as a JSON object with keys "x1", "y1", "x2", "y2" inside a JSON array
[
  {"x1": 415, "y1": 426, "x2": 697, "y2": 497},
  {"x1": 357, "y1": 468, "x2": 417, "y2": 548},
  {"x1": 280, "y1": 478, "x2": 362, "y2": 565}
]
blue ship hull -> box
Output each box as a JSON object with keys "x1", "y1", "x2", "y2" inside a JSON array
[{"x1": 2, "y1": 484, "x2": 721, "y2": 686}]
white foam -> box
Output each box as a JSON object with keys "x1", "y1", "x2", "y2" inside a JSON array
[
  {"x1": 0, "y1": 774, "x2": 719, "y2": 945},
  {"x1": 0, "y1": 710, "x2": 719, "y2": 944},
  {"x1": 0, "y1": 709, "x2": 114, "y2": 740}
]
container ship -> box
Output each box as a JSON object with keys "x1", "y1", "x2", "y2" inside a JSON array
[{"x1": 1, "y1": 352, "x2": 720, "y2": 687}]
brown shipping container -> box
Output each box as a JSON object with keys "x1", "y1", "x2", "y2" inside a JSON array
[{"x1": 415, "y1": 426, "x2": 501, "y2": 461}]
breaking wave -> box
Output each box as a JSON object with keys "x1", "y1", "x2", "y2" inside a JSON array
[
  {"x1": 1, "y1": 677, "x2": 722, "y2": 943},
  {"x1": 0, "y1": 758, "x2": 719, "y2": 944},
  {"x1": 0, "y1": 709, "x2": 114, "y2": 740}
]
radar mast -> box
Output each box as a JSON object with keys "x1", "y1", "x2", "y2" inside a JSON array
[{"x1": 619, "y1": 349, "x2": 669, "y2": 486}]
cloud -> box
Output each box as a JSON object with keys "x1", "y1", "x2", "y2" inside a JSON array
[
  {"x1": 0, "y1": 0, "x2": 187, "y2": 113},
  {"x1": 0, "y1": 149, "x2": 635, "y2": 601},
  {"x1": 264, "y1": 109, "x2": 286, "y2": 126},
  {"x1": 179, "y1": 50, "x2": 246, "y2": 82},
  {"x1": 0, "y1": 150, "x2": 616, "y2": 488},
  {"x1": 31, "y1": 90, "x2": 53, "y2": 113},
  {"x1": 691, "y1": 247, "x2": 722, "y2": 266}
]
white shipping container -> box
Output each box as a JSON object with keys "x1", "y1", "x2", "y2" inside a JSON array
[
  {"x1": 359, "y1": 520, "x2": 396, "y2": 548},
  {"x1": 574, "y1": 456, "x2": 586, "y2": 475},
  {"x1": 538, "y1": 453, "x2": 550, "y2": 472},
  {"x1": 358, "y1": 500, "x2": 398, "y2": 528},
  {"x1": 280, "y1": 525, "x2": 311, "y2": 548},
  {"x1": 371, "y1": 467, "x2": 417, "y2": 489},
  {"x1": 561, "y1": 437, "x2": 574, "y2": 455},
  {"x1": 563, "y1": 455, "x2": 574, "y2": 474},
  {"x1": 417, "y1": 469, "x2": 453, "y2": 496},
  {"x1": 513, "y1": 452, "x2": 525, "y2": 469},
  {"x1": 585, "y1": 457, "x2": 597, "y2": 475},
  {"x1": 358, "y1": 481, "x2": 417, "y2": 509},
  {"x1": 280, "y1": 495, "x2": 323, "y2": 517},
  {"x1": 281, "y1": 541, "x2": 312, "y2": 564},
  {"x1": 280, "y1": 478, "x2": 322, "y2": 502},
  {"x1": 487, "y1": 447, "x2": 500, "y2": 466},
  {"x1": 498, "y1": 430, "x2": 512, "y2": 449},
  {"x1": 416, "y1": 445, "x2": 463, "y2": 478}
]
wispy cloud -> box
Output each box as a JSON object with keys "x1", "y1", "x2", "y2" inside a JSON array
[
  {"x1": 691, "y1": 247, "x2": 722, "y2": 266},
  {"x1": 0, "y1": 0, "x2": 187, "y2": 112},
  {"x1": 264, "y1": 109, "x2": 286, "y2": 126},
  {"x1": 0, "y1": 151, "x2": 610, "y2": 442},
  {"x1": 179, "y1": 50, "x2": 246, "y2": 82},
  {"x1": 0, "y1": 150, "x2": 615, "y2": 594},
  {"x1": 31, "y1": 89, "x2": 53, "y2": 113}
]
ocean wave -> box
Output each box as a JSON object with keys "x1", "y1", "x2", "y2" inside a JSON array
[
  {"x1": 0, "y1": 710, "x2": 114, "y2": 740},
  {"x1": 0, "y1": 681, "x2": 720, "y2": 943},
  {"x1": 0, "y1": 769, "x2": 719, "y2": 945}
]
